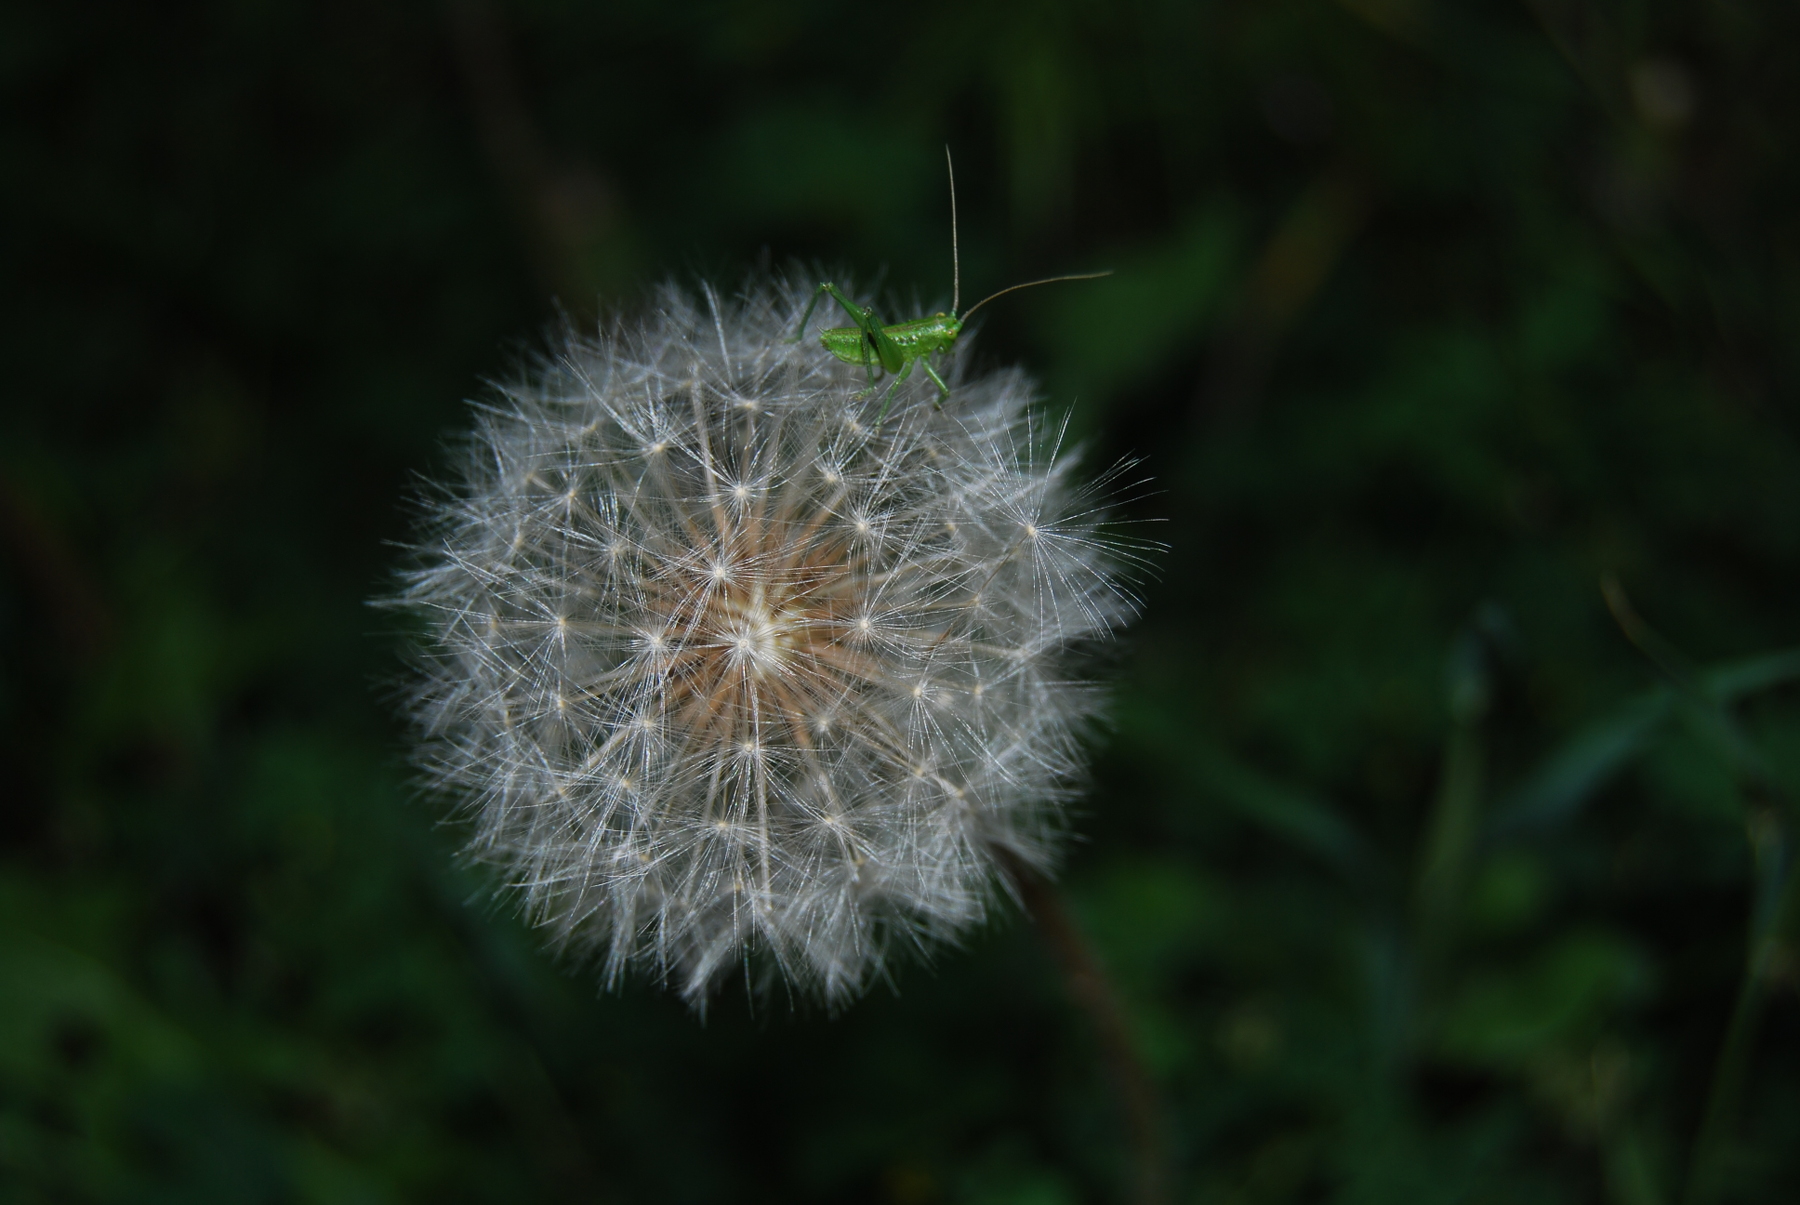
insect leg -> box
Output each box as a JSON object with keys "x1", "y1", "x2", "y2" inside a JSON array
[
  {"x1": 872, "y1": 360, "x2": 915, "y2": 429},
  {"x1": 920, "y1": 361, "x2": 950, "y2": 409},
  {"x1": 851, "y1": 331, "x2": 883, "y2": 398},
  {"x1": 790, "y1": 283, "x2": 832, "y2": 342},
  {"x1": 791, "y1": 282, "x2": 876, "y2": 343},
  {"x1": 864, "y1": 330, "x2": 884, "y2": 388}
]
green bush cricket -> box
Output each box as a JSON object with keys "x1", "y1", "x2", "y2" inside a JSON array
[{"x1": 792, "y1": 150, "x2": 1110, "y2": 428}]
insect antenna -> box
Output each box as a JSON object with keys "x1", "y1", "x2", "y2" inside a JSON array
[
  {"x1": 945, "y1": 145, "x2": 960, "y2": 316},
  {"x1": 960, "y1": 270, "x2": 1113, "y2": 322}
]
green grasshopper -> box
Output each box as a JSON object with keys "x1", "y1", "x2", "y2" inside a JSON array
[{"x1": 792, "y1": 151, "x2": 1109, "y2": 428}]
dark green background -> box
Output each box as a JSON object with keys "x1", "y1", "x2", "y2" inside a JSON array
[{"x1": 4, "y1": 1, "x2": 1799, "y2": 1201}]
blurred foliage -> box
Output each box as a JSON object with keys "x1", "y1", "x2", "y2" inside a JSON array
[{"x1": 3, "y1": 0, "x2": 1800, "y2": 1201}]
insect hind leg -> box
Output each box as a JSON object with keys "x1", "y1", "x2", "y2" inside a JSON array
[
  {"x1": 790, "y1": 281, "x2": 868, "y2": 343},
  {"x1": 789, "y1": 283, "x2": 830, "y2": 343},
  {"x1": 871, "y1": 360, "x2": 916, "y2": 429}
]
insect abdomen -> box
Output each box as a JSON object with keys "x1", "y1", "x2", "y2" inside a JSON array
[{"x1": 819, "y1": 327, "x2": 875, "y2": 365}]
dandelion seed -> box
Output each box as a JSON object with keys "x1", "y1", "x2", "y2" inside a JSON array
[{"x1": 389, "y1": 278, "x2": 1139, "y2": 1005}]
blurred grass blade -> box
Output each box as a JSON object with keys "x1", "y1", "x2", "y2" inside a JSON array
[
  {"x1": 1701, "y1": 647, "x2": 1800, "y2": 703},
  {"x1": 1486, "y1": 635, "x2": 1800, "y2": 844},
  {"x1": 1116, "y1": 702, "x2": 1367, "y2": 872},
  {"x1": 1414, "y1": 627, "x2": 1491, "y2": 955},
  {"x1": 1487, "y1": 690, "x2": 1674, "y2": 838},
  {"x1": 1188, "y1": 744, "x2": 1369, "y2": 872}
]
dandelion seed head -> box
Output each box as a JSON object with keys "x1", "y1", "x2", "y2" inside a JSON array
[{"x1": 390, "y1": 278, "x2": 1139, "y2": 1005}]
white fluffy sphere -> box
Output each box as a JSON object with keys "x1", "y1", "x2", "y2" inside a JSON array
[{"x1": 394, "y1": 279, "x2": 1136, "y2": 1004}]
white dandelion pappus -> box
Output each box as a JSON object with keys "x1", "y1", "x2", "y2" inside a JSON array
[{"x1": 394, "y1": 278, "x2": 1138, "y2": 1005}]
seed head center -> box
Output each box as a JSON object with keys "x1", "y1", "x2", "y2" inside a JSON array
[{"x1": 707, "y1": 585, "x2": 818, "y2": 678}]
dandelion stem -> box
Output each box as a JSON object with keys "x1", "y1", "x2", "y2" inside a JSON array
[{"x1": 996, "y1": 846, "x2": 1170, "y2": 1205}]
